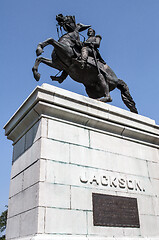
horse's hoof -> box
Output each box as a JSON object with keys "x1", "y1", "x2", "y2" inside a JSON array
[
  {"x1": 105, "y1": 96, "x2": 112, "y2": 102},
  {"x1": 36, "y1": 46, "x2": 44, "y2": 56},
  {"x1": 97, "y1": 96, "x2": 112, "y2": 103},
  {"x1": 33, "y1": 71, "x2": 41, "y2": 81}
]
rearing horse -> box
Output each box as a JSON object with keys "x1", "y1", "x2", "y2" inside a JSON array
[{"x1": 32, "y1": 14, "x2": 138, "y2": 113}]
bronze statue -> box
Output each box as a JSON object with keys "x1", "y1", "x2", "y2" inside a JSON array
[
  {"x1": 32, "y1": 14, "x2": 138, "y2": 113},
  {"x1": 80, "y1": 28, "x2": 106, "y2": 68}
]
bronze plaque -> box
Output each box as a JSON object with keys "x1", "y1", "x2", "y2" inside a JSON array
[{"x1": 92, "y1": 193, "x2": 140, "y2": 228}]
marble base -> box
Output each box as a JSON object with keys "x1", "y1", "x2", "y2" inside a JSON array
[
  {"x1": 4, "y1": 84, "x2": 159, "y2": 239},
  {"x1": 8, "y1": 235, "x2": 159, "y2": 240}
]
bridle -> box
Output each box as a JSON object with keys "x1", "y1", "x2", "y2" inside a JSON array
[{"x1": 56, "y1": 16, "x2": 86, "y2": 42}]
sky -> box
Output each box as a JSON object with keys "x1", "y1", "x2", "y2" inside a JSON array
[{"x1": 1, "y1": 0, "x2": 159, "y2": 216}]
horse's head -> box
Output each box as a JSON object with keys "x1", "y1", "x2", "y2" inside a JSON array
[{"x1": 56, "y1": 14, "x2": 76, "y2": 33}]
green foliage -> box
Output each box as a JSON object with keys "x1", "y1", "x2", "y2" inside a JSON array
[
  {"x1": 0, "y1": 234, "x2": 5, "y2": 240},
  {"x1": 0, "y1": 206, "x2": 8, "y2": 240}
]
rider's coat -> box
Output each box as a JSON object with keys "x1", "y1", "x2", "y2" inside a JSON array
[{"x1": 81, "y1": 35, "x2": 106, "y2": 64}]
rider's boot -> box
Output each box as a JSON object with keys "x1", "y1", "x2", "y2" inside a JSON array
[
  {"x1": 50, "y1": 70, "x2": 68, "y2": 83},
  {"x1": 50, "y1": 76, "x2": 64, "y2": 83}
]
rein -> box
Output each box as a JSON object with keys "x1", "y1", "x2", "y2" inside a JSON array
[{"x1": 56, "y1": 22, "x2": 85, "y2": 42}]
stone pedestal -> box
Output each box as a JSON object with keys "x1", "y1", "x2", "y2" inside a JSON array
[{"x1": 4, "y1": 84, "x2": 159, "y2": 240}]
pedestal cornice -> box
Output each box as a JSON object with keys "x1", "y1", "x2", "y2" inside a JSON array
[{"x1": 4, "y1": 83, "x2": 159, "y2": 147}]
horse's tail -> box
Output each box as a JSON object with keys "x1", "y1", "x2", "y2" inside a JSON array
[{"x1": 117, "y1": 79, "x2": 138, "y2": 114}]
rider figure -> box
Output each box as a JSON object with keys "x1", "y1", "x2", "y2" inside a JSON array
[{"x1": 80, "y1": 28, "x2": 106, "y2": 69}]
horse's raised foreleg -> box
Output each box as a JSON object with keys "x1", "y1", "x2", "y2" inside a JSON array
[
  {"x1": 36, "y1": 38, "x2": 72, "y2": 58},
  {"x1": 36, "y1": 38, "x2": 55, "y2": 56},
  {"x1": 50, "y1": 39, "x2": 73, "y2": 58},
  {"x1": 32, "y1": 57, "x2": 41, "y2": 81},
  {"x1": 32, "y1": 57, "x2": 57, "y2": 81}
]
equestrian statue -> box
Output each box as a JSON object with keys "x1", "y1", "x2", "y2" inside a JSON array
[{"x1": 32, "y1": 14, "x2": 138, "y2": 113}]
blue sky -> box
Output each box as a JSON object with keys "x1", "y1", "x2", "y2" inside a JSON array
[{"x1": 1, "y1": 0, "x2": 159, "y2": 216}]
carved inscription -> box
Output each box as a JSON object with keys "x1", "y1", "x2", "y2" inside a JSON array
[
  {"x1": 93, "y1": 193, "x2": 140, "y2": 228},
  {"x1": 80, "y1": 172, "x2": 145, "y2": 192}
]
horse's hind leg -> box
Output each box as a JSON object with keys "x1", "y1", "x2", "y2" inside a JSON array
[
  {"x1": 32, "y1": 57, "x2": 57, "y2": 81},
  {"x1": 85, "y1": 76, "x2": 112, "y2": 101},
  {"x1": 85, "y1": 85, "x2": 100, "y2": 99},
  {"x1": 96, "y1": 74, "x2": 112, "y2": 102}
]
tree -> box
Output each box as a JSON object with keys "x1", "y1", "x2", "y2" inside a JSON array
[{"x1": 0, "y1": 206, "x2": 8, "y2": 240}]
